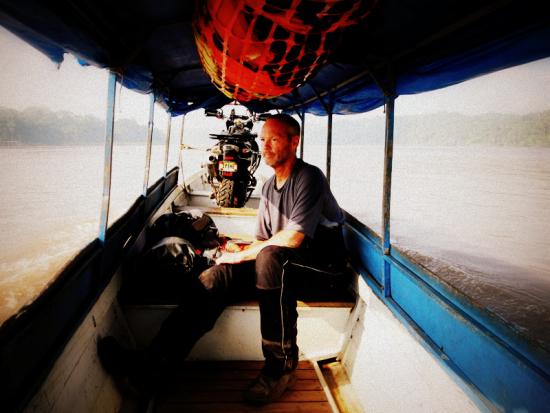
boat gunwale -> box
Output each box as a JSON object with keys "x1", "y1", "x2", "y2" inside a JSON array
[{"x1": 343, "y1": 209, "x2": 550, "y2": 376}]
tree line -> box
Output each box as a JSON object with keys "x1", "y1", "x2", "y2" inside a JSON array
[
  {"x1": 332, "y1": 110, "x2": 550, "y2": 146},
  {"x1": 2, "y1": 105, "x2": 550, "y2": 146},
  {"x1": 0, "y1": 106, "x2": 166, "y2": 146}
]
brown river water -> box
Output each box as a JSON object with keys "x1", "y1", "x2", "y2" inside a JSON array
[{"x1": 1, "y1": 144, "x2": 549, "y2": 352}]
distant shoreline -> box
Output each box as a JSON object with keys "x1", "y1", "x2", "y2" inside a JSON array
[
  {"x1": 2, "y1": 105, "x2": 550, "y2": 147},
  {"x1": 0, "y1": 142, "x2": 168, "y2": 147}
]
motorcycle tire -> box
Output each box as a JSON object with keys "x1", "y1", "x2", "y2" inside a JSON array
[{"x1": 216, "y1": 179, "x2": 246, "y2": 208}]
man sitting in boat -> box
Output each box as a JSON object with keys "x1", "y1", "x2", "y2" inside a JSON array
[{"x1": 99, "y1": 114, "x2": 347, "y2": 404}]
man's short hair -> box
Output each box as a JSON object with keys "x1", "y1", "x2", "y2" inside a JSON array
[{"x1": 267, "y1": 113, "x2": 300, "y2": 139}]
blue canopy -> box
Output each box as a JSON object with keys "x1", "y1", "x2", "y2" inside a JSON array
[{"x1": 1, "y1": 0, "x2": 550, "y2": 116}]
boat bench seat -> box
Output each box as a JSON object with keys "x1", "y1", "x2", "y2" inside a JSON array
[
  {"x1": 119, "y1": 269, "x2": 356, "y2": 360},
  {"x1": 121, "y1": 294, "x2": 355, "y2": 360}
]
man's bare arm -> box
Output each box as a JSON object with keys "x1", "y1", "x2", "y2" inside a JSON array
[{"x1": 215, "y1": 230, "x2": 305, "y2": 265}]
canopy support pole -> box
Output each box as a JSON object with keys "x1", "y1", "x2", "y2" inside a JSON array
[
  {"x1": 310, "y1": 86, "x2": 334, "y2": 185},
  {"x1": 98, "y1": 72, "x2": 117, "y2": 244},
  {"x1": 163, "y1": 114, "x2": 172, "y2": 177},
  {"x1": 178, "y1": 114, "x2": 186, "y2": 185},
  {"x1": 382, "y1": 94, "x2": 395, "y2": 297},
  {"x1": 295, "y1": 108, "x2": 305, "y2": 159},
  {"x1": 143, "y1": 94, "x2": 155, "y2": 196},
  {"x1": 326, "y1": 95, "x2": 333, "y2": 186}
]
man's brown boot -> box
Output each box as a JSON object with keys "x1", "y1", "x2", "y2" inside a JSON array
[{"x1": 243, "y1": 371, "x2": 297, "y2": 404}]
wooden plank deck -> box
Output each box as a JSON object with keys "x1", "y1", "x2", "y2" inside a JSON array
[
  {"x1": 154, "y1": 360, "x2": 333, "y2": 413},
  {"x1": 320, "y1": 360, "x2": 363, "y2": 413}
]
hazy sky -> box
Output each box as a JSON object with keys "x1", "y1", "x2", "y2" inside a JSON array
[{"x1": 2, "y1": 25, "x2": 550, "y2": 126}]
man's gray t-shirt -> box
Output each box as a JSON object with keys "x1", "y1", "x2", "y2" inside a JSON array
[{"x1": 255, "y1": 159, "x2": 344, "y2": 241}]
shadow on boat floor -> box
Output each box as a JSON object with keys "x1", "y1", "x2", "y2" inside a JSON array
[{"x1": 121, "y1": 360, "x2": 332, "y2": 413}]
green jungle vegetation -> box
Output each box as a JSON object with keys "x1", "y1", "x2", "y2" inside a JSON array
[
  {"x1": 1, "y1": 106, "x2": 550, "y2": 146},
  {"x1": 0, "y1": 106, "x2": 162, "y2": 146},
  {"x1": 332, "y1": 110, "x2": 550, "y2": 146}
]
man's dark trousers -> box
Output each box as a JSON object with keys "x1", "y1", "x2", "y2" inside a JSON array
[{"x1": 149, "y1": 230, "x2": 347, "y2": 378}]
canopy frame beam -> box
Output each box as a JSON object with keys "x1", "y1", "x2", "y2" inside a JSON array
[
  {"x1": 98, "y1": 72, "x2": 117, "y2": 244},
  {"x1": 382, "y1": 94, "x2": 395, "y2": 297},
  {"x1": 178, "y1": 114, "x2": 186, "y2": 185},
  {"x1": 310, "y1": 86, "x2": 334, "y2": 185},
  {"x1": 143, "y1": 94, "x2": 155, "y2": 196},
  {"x1": 294, "y1": 108, "x2": 306, "y2": 159},
  {"x1": 163, "y1": 114, "x2": 172, "y2": 177}
]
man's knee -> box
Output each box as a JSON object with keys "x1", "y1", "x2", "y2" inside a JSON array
[
  {"x1": 256, "y1": 245, "x2": 287, "y2": 266},
  {"x1": 198, "y1": 264, "x2": 230, "y2": 292},
  {"x1": 255, "y1": 245, "x2": 289, "y2": 290}
]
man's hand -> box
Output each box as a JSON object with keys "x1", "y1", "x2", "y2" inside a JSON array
[
  {"x1": 214, "y1": 230, "x2": 305, "y2": 265},
  {"x1": 215, "y1": 251, "x2": 246, "y2": 265},
  {"x1": 224, "y1": 240, "x2": 245, "y2": 253}
]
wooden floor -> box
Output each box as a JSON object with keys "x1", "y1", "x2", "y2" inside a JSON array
[
  {"x1": 153, "y1": 360, "x2": 334, "y2": 413},
  {"x1": 320, "y1": 360, "x2": 363, "y2": 413}
]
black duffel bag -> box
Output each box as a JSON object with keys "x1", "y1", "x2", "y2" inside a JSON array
[
  {"x1": 125, "y1": 210, "x2": 220, "y2": 301},
  {"x1": 148, "y1": 209, "x2": 220, "y2": 252}
]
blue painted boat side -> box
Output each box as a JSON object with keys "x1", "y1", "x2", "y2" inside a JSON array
[
  {"x1": 390, "y1": 248, "x2": 550, "y2": 382},
  {"x1": 343, "y1": 217, "x2": 550, "y2": 413},
  {"x1": 343, "y1": 215, "x2": 384, "y2": 287}
]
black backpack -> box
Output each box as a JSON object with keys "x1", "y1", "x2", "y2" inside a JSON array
[
  {"x1": 124, "y1": 210, "x2": 220, "y2": 301},
  {"x1": 148, "y1": 210, "x2": 220, "y2": 252}
]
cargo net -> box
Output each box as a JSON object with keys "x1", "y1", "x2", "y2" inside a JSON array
[{"x1": 194, "y1": 0, "x2": 377, "y2": 102}]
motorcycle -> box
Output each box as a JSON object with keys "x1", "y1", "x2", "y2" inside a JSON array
[{"x1": 204, "y1": 109, "x2": 264, "y2": 208}]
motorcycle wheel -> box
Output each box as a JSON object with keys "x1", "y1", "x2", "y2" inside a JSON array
[{"x1": 216, "y1": 179, "x2": 246, "y2": 208}]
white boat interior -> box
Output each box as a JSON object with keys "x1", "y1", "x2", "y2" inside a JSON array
[
  {"x1": 23, "y1": 171, "x2": 490, "y2": 413},
  {"x1": 1, "y1": 1, "x2": 550, "y2": 412}
]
